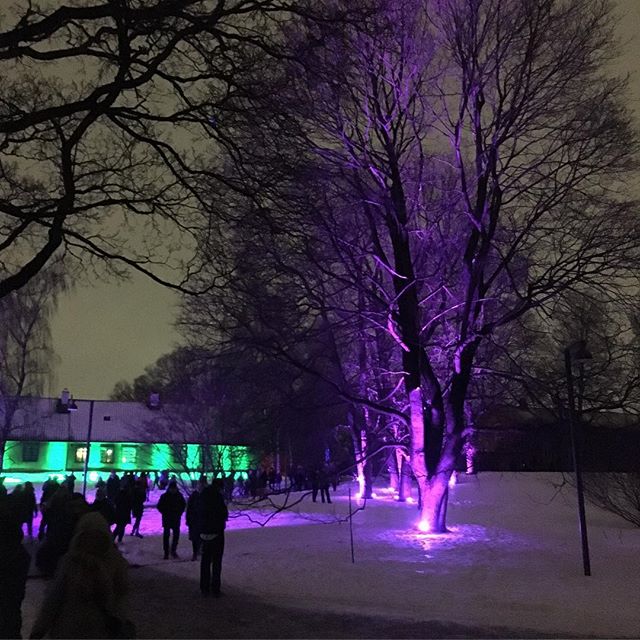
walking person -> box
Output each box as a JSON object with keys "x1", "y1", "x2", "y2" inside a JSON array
[
  {"x1": 90, "y1": 487, "x2": 116, "y2": 530},
  {"x1": 319, "y1": 466, "x2": 332, "y2": 504},
  {"x1": 199, "y1": 479, "x2": 228, "y2": 597},
  {"x1": 21, "y1": 481, "x2": 38, "y2": 538},
  {"x1": 38, "y1": 476, "x2": 59, "y2": 540},
  {"x1": 112, "y1": 486, "x2": 132, "y2": 545},
  {"x1": 157, "y1": 480, "x2": 185, "y2": 559},
  {"x1": 106, "y1": 471, "x2": 120, "y2": 506},
  {"x1": 30, "y1": 512, "x2": 133, "y2": 639},
  {"x1": 186, "y1": 479, "x2": 204, "y2": 561},
  {"x1": 130, "y1": 479, "x2": 146, "y2": 538}
]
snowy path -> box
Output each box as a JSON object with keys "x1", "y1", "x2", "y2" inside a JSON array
[{"x1": 20, "y1": 473, "x2": 640, "y2": 638}]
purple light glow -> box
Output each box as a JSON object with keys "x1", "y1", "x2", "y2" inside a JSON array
[
  {"x1": 406, "y1": 496, "x2": 415, "y2": 504},
  {"x1": 356, "y1": 472, "x2": 365, "y2": 498},
  {"x1": 417, "y1": 519, "x2": 431, "y2": 532},
  {"x1": 449, "y1": 472, "x2": 457, "y2": 489}
]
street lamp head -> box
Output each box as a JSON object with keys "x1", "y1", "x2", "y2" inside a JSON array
[{"x1": 566, "y1": 340, "x2": 593, "y2": 363}]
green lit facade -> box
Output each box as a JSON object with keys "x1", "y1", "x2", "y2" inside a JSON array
[
  {"x1": 1, "y1": 398, "x2": 255, "y2": 485},
  {"x1": 2, "y1": 439, "x2": 252, "y2": 484}
]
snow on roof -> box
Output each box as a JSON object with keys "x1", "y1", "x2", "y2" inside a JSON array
[{"x1": 5, "y1": 397, "x2": 225, "y2": 444}]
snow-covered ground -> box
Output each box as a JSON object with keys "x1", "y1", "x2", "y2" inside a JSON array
[{"x1": 20, "y1": 473, "x2": 640, "y2": 638}]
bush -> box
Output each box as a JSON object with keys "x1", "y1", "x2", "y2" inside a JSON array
[{"x1": 582, "y1": 473, "x2": 640, "y2": 527}]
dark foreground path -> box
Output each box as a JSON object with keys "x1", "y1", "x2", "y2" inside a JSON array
[{"x1": 128, "y1": 565, "x2": 568, "y2": 639}]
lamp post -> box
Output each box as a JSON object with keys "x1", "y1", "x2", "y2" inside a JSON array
[
  {"x1": 81, "y1": 399, "x2": 95, "y2": 497},
  {"x1": 564, "y1": 340, "x2": 592, "y2": 576}
]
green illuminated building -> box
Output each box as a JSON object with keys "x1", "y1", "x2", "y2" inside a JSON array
[{"x1": 1, "y1": 397, "x2": 254, "y2": 485}]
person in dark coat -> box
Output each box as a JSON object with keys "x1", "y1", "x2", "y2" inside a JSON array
[
  {"x1": 90, "y1": 487, "x2": 116, "y2": 528},
  {"x1": 21, "y1": 481, "x2": 38, "y2": 538},
  {"x1": 0, "y1": 495, "x2": 31, "y2": 639},
  {"x1": 112, "y1": 486, "x2": 132, "y2": 544},
  {"x1": 186, "y1": 480, "x2": 205, "y2": 561},
  {"x1": 157, "y1": 480, "x2": 185, "y2": 559},
  {"x1": 319, "y1": 466, "x2": 332, "y2": 504},
  {"x1": 106, "y1": 471, "x2": 120, "y2": 505},
  {"x1": 38, "y1": 477, "x2": 59, "y2": 540},
  {"x1": 130, "y1": 479, "x2": 146, "y2": 538},
  {"x1": 198, "y1": 479, "x2": 228, "y2": 597},
  {"x1": 35, "y1": 488, "x2": 89, "y2": 578},
  {"x1": 64, "y1": 472, "x2": 76, "y2": 495},
  {"x1": 30, "y1": 513, "x2": 132, "y2": 640}
]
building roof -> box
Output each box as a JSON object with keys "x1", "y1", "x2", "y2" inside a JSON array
[
  {"x1": 475, "y1": 404, "x2": 640, "y2": 431},
  {"x1": 4, "y1": 397, "x2": 234, "y2": 444}
]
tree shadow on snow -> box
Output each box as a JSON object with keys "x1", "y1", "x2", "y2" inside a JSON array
[{"x1": 128, "y1": 564, "x2": 576, "y2": 639}]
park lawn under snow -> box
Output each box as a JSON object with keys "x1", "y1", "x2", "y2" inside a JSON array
[{"x1": 21, "y1": 473, "x2": 640, "y2": 638}]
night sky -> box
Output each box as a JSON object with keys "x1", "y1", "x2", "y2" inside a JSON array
[{"x1": 48, "y1": 0, "x2": 640, "y2": 401}]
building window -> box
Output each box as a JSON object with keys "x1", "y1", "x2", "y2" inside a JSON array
[
  {"x1": 74, "y1": 446, "x2": 87, "y2": 463},
  {"x1": 121, "y1": 445, "x2": 137, "y2": 465},
  {"x1": 100, "y1": 445, "x2": 115, "y2": 465},
  {"x1": 22, "y1": 442, "x2": 40, "y2": 462},
  {"x1": 171, "y1": 444, "x2": 187, "y2": 465}
]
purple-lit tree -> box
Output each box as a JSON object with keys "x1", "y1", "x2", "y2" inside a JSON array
[{"x1": 190, "y1": 0, "x2": 638, "y2": 532}]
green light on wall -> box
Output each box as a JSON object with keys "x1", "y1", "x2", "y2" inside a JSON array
[
  {"x1": 151, "y1": 443, "x2": 172, "y2": 471},
  {"x1": 3, "y1": 440, "x2": 253, "y2": 479},
  {"x1": 121, "y1": 445, "x2": 138, "y2": 470},
  {"x1": 44, "y1": 442, "x2": 67, "y2": 471}
]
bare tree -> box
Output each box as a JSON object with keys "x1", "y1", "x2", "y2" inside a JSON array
[
  {"x1": 476, "y1": 291, "x2": 640, "y2": 422},
  {"x1": 184, "y1": 0, "x2": 638, "y2": 532},
  {"x1": 0, "y1": 264, "x2": 67, "y2": 470},
  {"x1": 0, "y1": 0, "x2": 361, "y2": 299}
]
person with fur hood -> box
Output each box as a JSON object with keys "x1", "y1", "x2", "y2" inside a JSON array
[{"x1": 30, "y1": 512, "x2": 134, "y2": 639}]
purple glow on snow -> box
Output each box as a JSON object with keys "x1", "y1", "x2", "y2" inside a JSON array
[
  {"x1": 449, "y1": 472, "x2": 457, "y2": 488},
  {"x1": 406, "y1": 496, "x2": 415, "y2": 504}
]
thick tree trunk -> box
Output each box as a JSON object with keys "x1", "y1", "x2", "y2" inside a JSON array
[
  {"x1": 424, "y1": 474, "x2": 450, "y2": 532},
  {"x1": 419, "y1": 363, "x2": 474, "y2": 532}
]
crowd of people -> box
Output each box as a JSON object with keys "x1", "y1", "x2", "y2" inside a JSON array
[
  {"x1": 0, "y1": 471, "x2": 230, "y2": 638},
  {"x1": 0, "y1": 462, "x2": 340, "y2": 638},
  {"x1": 242, "y1": 463, "x2": 339, "y2": 502}
]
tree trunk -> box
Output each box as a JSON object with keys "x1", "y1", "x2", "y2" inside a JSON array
[
  {"x1": 350, "y1": 409, "x2": 373, "y2": 499},
  {"x1": 408, "y1": 388, "x2": 430, "y2": 525},
  {"x1": 387, "y1": 448, "x2": 399, "y2": 492},
  {"x1": 399, "y1": 454, "x2": 412, "y2": 501},
  {"x1": 423, "y1": 474, "x2": 450, "y2": 533}
]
